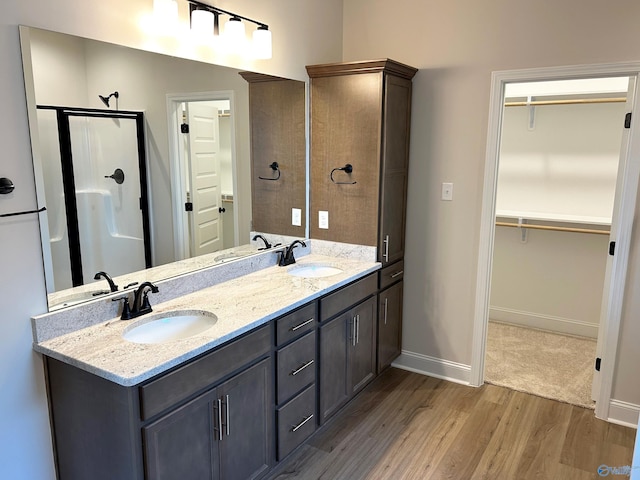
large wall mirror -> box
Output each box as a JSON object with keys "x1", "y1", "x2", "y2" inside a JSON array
[{"x1": 20, "y1": 26, "x2": 307, "y2": 312}]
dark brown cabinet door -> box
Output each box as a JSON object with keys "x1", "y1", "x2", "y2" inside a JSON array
[
  {"x1": 217, "y1": 358, "x2": 273, "y2": 480},
  {"x1": 319, "y1": 313, "x2": 350, "y2": 424},
  {"x1": 143, "y1": 390, "x2": 219, "y2": 480},
  {"x1": 379, "y1": 74, "x2": 413, "y2": 265},
  {"x1": 349, "y1": 296, "x2": 377, "y2": 395},
  {"x1": 377, "y1": 281, "x2": 404, "y2": 372}
]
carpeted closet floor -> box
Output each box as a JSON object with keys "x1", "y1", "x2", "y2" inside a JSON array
[{"x1": 485, "y1": 321, "x2": 596, "y2": 409}]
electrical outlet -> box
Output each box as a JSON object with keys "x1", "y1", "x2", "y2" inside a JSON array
[
  {"x1": 442, "y1": 182, "x2": 454, "y2": 201},
  {"x1": 292, "y1": 208, "x2": 302, "y2": 226},
  {"x1": 319, "y1": 210, "x2": 329, "y2": 229}
]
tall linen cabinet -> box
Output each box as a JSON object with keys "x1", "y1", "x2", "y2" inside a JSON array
[{"x1": 307, "y1": 59, "x2": 417, "y2": 372}]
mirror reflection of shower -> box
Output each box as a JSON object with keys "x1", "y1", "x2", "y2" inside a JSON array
[
  {"x1": 98, "y1": 91, "x2": 119, "y2": 109},
  {"x1": 35, "y1": 106, "x2": 151, "y2": 292}
]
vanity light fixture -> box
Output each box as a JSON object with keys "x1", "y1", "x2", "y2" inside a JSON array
[
  {"x1": 186, "y1": 0, "x2": 272, "y2": 58},
  {"x1": 153, "y1": 0, "x2": 179, "y2": 32}
]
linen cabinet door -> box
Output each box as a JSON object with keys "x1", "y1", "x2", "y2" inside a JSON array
[
  {"x1": 379, "y1": 74, "x2": 412, "y2": 265},
  {"x1": 377, "y1": 281, "x2": 403, "y2": 372},
  {"x1": 349, "y1": 296, "x2": 377, "y2": 395},
  {"x1": 217, "y1": 358, "x2": 273, "y2": 480},
  {"x1": 319, "y1": 313, "x2": 350, "y2": 424},
  {"x1": 143, "y1": 389, "x2": 219, "y2": 480}
]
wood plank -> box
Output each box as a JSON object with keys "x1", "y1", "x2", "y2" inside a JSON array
[{"x1": 267, "y1": 369, "x2": 636, "y2": 480}]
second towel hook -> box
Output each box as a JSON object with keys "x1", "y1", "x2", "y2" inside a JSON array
[
  {"x1": 259, "y1": 162, "x2": 281, "y2": 181},
  {"x1": 330, "y1": 164, "x2": 357, "y2": 184}
]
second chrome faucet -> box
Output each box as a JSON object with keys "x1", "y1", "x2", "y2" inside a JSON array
[{"x1": 113, "y1": 281, "x2": 159, "y2": 320}]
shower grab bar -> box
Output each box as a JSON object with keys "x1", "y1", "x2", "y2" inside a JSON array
[{"x1": 0, "y1": 206, "x2": 46, "y2": 218}]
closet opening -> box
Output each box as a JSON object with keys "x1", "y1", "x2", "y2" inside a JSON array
[{"x1": 471, "y1": 63, "x2": 640, "y2": 422}]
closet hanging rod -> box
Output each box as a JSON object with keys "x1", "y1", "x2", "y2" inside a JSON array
[
  {"x1": 495, "y1": 221, "x2": 610, "y2": 235},
  {"x1": 504, "y1": 97, "x2": 626, "y2": 107}
]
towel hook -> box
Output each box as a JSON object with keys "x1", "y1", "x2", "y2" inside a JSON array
[
  {"x1": 258, "y1": 162, "x2": 281, "y2": 181},
  {"x1": 330, "y1": 164, "x2": 357, "y2": 185}
]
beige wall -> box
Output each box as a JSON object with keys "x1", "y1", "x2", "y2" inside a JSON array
[
  {"x1": 0, "y1": 1, "x2": 343, "y2": 478},
  {"x1": 343, "y1": 0, "x2": 640, "y2": 409}
]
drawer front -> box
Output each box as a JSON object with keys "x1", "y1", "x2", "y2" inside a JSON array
[
  {"x1": 277, "y1": 384, "x2": 316, "y2": 460},
  {"x1": 379, "y1": 260, "x2": 404, "y2": 290},
  {"x1": 276, "y1": 302, "x2": 317, "y2": 346},
  {"x1": 320, "y1": 273, "x2": 377, "y2": 322},
  {"x1": 277, "y1": 330, "x2": 316, "y2": 404},
  {"x1": 140, "y1": 325, "x2": 271, "y2": 421}
]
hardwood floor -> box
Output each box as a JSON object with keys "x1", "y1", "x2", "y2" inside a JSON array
[{"x1": 268, "y1": 368, "x2": 636, "y2": 480}]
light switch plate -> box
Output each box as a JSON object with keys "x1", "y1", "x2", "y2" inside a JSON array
[
  {"x1": 319, "y1": 210, "x2": 329, "y2": 229},
  {"x1": 292, "y1": 208, "x2": 302, "y2": 226},
  {"x1": 442, "y1": 182, "x2": 454, "y2": 201}
]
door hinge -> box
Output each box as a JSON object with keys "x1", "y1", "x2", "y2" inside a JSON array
[
  {"x1": 624, "y1": 112, "x2": 632, "y2": 129},
  {"x1": 595, "y1": 357, "x2": 601, "y2": 372},
  {"x1": 609, "y1": 241, "x2": 616, "y2": 256},
  {"x1": 181, "y1": 123, "x2": 190, "y2": 134},
  {"x1": 185, "y1": 202, "x2": 193, "y2": 212}
]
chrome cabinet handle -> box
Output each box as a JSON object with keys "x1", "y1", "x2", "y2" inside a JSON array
[
  {"x1": 384, "y1": 298, "x2": 388, "y2": 325},
  {"x1": 356, "y1": 314, "x2": 360, "y2": 345},
  {"x1": 383, "y1": 235, "x2": 389, "y2": 262},
  {"x1": 224, "y1": 395, "x2": 230, "y2": 437},
  {"x1": 390, "y1": 270, "x2": 404, "y2": 279},
  {"x1": 290, "y1": 318, "x2": 314, "y2": 332},
  {"x1": 215, "y1": 398, "x2": 223, "y2": 441},
  {"x1": 352, "y1": 317, "x2": 356, "y2": 346},
  {"x1": 291, "y1": 414, "x2": 314, "y2": 432},
  {"x1": 291, "y1": 359, "x2": 314, "y2": 376}
]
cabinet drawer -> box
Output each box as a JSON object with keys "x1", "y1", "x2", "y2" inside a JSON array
[
  {"x1": 320, "y1": 274, "x2": 377, "y2": 322},
  {"x1": 277, "y1": 384, "x2": 316, "y2": 460},
  {"x1": 277, "y1": 330, "x2": 316, "y2": 404},
  {"x1": 276, "y1": 302, "x2": 317, "y2": 346},
  {"x1": 379, "y1": 260, "x2": 404, "y2": 290},
  {"x1": 139, "y1": 325, "x2": 271, "y2": 421}
]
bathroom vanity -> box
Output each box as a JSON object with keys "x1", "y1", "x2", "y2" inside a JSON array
[{"x1": 33, "y1": 246, "x2": 406, "y2": 480}]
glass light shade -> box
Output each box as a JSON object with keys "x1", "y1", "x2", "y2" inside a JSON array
[
  {"x1": 153, "y1": 0, "x2": 179, "y2": 32},
  {"x1": 223, "y1": 17, "x2": 246, "y2": 52},
  {"x1": 191, "y1": 9, "x2": 215, "y2": 39},
  {"x1": 252, "y1": 27, "x2": 272, "y2": 59}
]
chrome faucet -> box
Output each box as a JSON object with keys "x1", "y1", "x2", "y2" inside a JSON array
[
  {"x1": 278, "y1": 240, "x2": 307, "y2": 266},
  {"x1": 94, "y1": 271, "x2": 118, "y2": 292}
]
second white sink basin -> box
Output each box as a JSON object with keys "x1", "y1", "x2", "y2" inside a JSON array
[
  {"x1": 288, "y1": 264, "x2": 343, "y2": 278},
  {"x1": 123, "y1": 311, "x2": 217, "y2": 344}
]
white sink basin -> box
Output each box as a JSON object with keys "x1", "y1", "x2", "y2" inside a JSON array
[
  {"x1": 122, "y1": 311, "x2": 217, "y2": 344},
  {"x1": 288, "y1": 264, "x2": 343, "y2": 278}
]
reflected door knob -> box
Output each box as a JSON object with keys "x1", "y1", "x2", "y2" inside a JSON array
[{"x1": 219, "y1": 207, "x2": 226, "y2": 213}]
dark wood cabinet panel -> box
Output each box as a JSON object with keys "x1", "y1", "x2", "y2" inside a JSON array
[
  {"x1": 319, "y1": 312, "x2": 350, "y2": 424},
  {"x1": 144, "y1": 390, "x2": 218, "y2": 480},
  {"x1": 276, "y1": 330, "x2": 316, "y2": 404},
  {"x1": 277, "y1": 384, "x2": 316, "y2": 460},
  {"x1": 377, "y1": 281, "x2": 404, "y2": 372},
  {"x1": 350, "y1": 296, "x2": 377, "y2": 395},
  {"x1": 275, "y1": 302, "x2": 317, "y2": 346},
  {"x1": 217, "y1": 358, "x2": 273, "y2": 480},
  {"x1": 319, "y1": 274, "x2": 377, "y2": 322}
]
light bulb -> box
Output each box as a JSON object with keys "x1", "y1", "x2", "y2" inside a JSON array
[
  {"x1": 191, "y1": 9, "x2": 214, "y2": 41},
  {"x1": 223, "y1": 17, "x2": 246, "y2": 53},
  {"x1": 252, "y1": 26, "x2": 272, "y2": 59},
  {"x1": 153, "y1": 0, "x2": 179, "y2": 33}
]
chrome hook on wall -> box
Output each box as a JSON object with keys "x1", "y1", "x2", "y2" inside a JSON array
[
  {"x1": 258, "y1": 162, "x2": 281, "y2": 181},
  {"x1": 330, "y1": 164, "x2": 357, "y2": 184}
]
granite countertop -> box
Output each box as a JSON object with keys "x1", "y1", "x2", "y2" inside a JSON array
[{"x1": 34, "y1": 254, "x2": 380, "y2": 387}]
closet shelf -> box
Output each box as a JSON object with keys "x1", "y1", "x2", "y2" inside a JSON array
[{"x1": 495, "y1": 221, "x2": 610, "y2": 235}]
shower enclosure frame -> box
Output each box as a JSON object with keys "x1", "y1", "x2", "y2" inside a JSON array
[{"x1": 37, "y1": 105, "x2": 152, "y2": 287}]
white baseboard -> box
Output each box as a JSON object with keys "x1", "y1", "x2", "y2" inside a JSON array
[
  {"x1": 392, "y1": 350, "x2": 471, "y2": 385},
  {"x1": 490, "y1": 306, "x2": 598, "y2": 338},
  {"x1": 608, "y1": 399, "x2": 640, "y2": 428}
]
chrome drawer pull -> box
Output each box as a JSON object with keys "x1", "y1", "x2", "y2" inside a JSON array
[
  {"x1": 291, "y1": 414, "x2": 314, "y2": 432},
  {"x1": 291, "y1": 359, "x2": 314, "y2": 376},
  {"x1": 290, "y1": 318, "x2": 314, "y2": 332},
  {"x1": 224, "y1": 395, "x2": 230, "y2": 437},
  {"x1": 384, "y1": 298, "x2": 388, "y2": 325},
  {"x1": 390, "y1": 270, "x2": 404, "y2": 279}
]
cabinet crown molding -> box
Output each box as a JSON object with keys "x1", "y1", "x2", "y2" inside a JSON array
[{"x1": 306, "y1": 59, "x2": 418, "y2": 80}]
